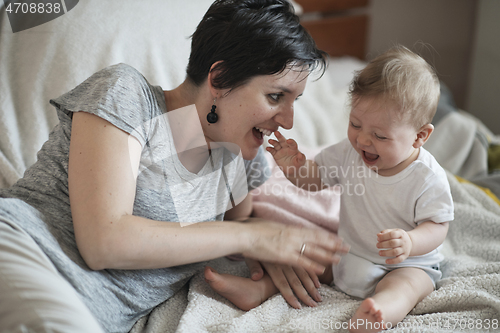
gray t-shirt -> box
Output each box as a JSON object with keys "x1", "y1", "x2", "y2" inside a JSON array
[{"x1": 0, "y1": 64, "x2": 269, "y2": 332}]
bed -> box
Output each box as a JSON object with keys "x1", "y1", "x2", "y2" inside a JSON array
[{"x1": 1, "y1": 0, "x2": 499, "y2": 332}]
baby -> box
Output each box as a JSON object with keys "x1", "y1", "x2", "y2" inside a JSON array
[{"x1": 205, "y1": 45, "x2": 454, "y2": 332}]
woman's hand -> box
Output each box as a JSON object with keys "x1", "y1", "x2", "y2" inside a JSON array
[
  {"x1": 245, "y1": 258, "x2": 335, "y2": 309},
  {"x1": 245, "y1": 258, "x2": 321, "y2": 309},
  {"x1": 262, "y1": 263, "x2": 322, "y2": 309},
  {"x1": 242, "y1": 219, "x2": 348, "y2": 276}
]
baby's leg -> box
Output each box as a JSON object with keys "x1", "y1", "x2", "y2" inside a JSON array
[
  {"x1": 349, "y1": 267, "x2": 434, "y2": 333},
  {"x1": 204, "y1": 266, "x2": 279, "y2": 311}
]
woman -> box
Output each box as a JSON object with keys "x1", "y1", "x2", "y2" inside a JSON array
[{"x1": 0, "y1": 1, "x2": 347, "y2": 332}]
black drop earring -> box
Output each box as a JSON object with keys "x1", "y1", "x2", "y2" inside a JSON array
[{"x1": 207, "y1": 98, "x2": 218, "y2": 124}]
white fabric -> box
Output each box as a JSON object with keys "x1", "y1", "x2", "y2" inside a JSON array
[
  {"x1": 331, "y1": 252, "x2": 442, "y2": 299},
  {"x1": 131, "y1": 172, "x2": 500, "y2": 333},
  {"x1": 425, "y1": 110, "x2": 489, "y2": 179},
  {"x1": 0, "y1": 213, "x2": 104, "y2": 333},
  {"x1": 315, "y1": 139, "x2": 454, "y2": 265},
  {"x1": 0, "y1": 0, "x2": 214, "y2": 188}
]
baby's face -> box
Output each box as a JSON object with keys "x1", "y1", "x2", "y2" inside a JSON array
[{"x1": 347, "y1": 96, "x2": 420, "y2": 176}]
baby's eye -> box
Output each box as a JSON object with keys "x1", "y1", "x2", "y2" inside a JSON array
[
  {"x1": 375, "y1": 133, "x2": 388, "y2": 140},
  {"x1": 269, "y1": 93, "x2": 284, "y2": 102},
  {"x1": 350, "y1": 121, "x2": 360, "y2": 129}
]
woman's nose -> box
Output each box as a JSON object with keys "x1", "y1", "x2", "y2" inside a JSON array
[{"x1": 273, "y1": 104, "x2": 294, "y2": 130}]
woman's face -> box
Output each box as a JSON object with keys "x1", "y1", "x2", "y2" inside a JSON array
[{"x1": 205, "y1": 67, "x2": 309, "y2": 160}]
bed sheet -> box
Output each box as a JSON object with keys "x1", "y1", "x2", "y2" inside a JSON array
[
  {"x1": 0, "y1": 0, "x2": 213, "y2": 188},
  {"x1": 130, "y1": 169, "x2": 500, "y2": 333}
]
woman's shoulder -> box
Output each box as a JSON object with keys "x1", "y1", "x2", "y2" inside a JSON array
[
  {"x1": 54, "y1": 62, "x2": 162, "y2": 111},
  {"x1": 94, "y1": 63, "x2": 146, "y2": 81},
  {"x1": 50, "y1": 63, "x2": 164, "y2": 145},
  {"x1": 82, "y1": 63, "x2": 151, "y2": 93},
  {"x1": 52, "y1": 63, "x2": 153, "y2": 106}
]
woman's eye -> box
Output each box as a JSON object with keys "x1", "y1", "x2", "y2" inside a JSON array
[
  {"x1": 350, "y1": 121, "x2": 360, "y2": 129},
  {"x1": 269, "y1": 93, "x2": 283, "y2": 102}
]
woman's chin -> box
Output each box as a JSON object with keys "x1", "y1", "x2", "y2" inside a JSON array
[
  {"x1": 241, "y1": 137, "x2": 263, "y2": 160},
  {"x1": 241, "y1": 148, "x2": 259, "y2": 161}
]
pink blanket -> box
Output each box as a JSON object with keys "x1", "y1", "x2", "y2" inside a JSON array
[{"x1": 251, "y1": 148, "x2": 340, "y2": 233}]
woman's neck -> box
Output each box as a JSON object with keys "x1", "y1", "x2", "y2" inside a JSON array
[
  {"x1": 164, "y1": 80, "x2": 212, "y2": 174},
  {"x1": 163, "y1": 79, "x2": 199, "y2": 112}
]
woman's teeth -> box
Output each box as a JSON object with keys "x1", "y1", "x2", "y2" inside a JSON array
[{"x1": 255, "y1": 127, "x2": 272, "y2": 137}]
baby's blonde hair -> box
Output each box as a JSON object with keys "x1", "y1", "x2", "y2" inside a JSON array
[{"x1": 349, "y1": 45, "x2": 440, "y2": 129}]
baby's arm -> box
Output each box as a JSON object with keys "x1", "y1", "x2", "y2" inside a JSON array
[
  {"x1": 377, "y1": 221, "x2": 449, "y2": 265},
  {"x1": 266, "y1": 131, "x2": 323, "y2": 191}
]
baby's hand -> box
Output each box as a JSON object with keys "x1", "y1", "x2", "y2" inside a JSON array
[
  {"x1": 376, "y1": 229, "x2": 412, "y2": 264},
  {"x1": 266, "y1": 131, "x2": 306, "y2": 176}
]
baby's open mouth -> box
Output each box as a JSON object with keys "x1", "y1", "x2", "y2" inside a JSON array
[{"x1": 363, "y1": 150, "x2": 379, "y2": 162}]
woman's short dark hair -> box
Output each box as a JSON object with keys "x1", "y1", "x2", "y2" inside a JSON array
[{"x1": 186, "y1": 0, "x2": 327, "y2": 90}]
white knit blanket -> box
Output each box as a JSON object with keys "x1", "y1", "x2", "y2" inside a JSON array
[{"x1": 131, "y1": 172, "x2": 500, "y2": 333}]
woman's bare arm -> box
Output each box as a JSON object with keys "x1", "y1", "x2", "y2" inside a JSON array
[
  {"x1": 69, "y1": 112, "x2": 344, "y2": 271},
  {"x1": 68, "y1": 112, "x2": 252, "y2": 270}
]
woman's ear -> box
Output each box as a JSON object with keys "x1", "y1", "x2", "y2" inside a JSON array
[
  {"x1": 207, "y1": 61, "x2": 224, "y2": 98},
  {"x1": 413, "y1": 123, "x2": 434, "y2": 148}
]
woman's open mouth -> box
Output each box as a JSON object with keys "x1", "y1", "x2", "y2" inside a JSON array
[{"x1": 252, "y1": 127, "x2": 272, "y2": 141}]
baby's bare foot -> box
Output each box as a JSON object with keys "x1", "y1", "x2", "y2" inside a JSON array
[
  {"x1": 348, "y1": 298, "x2": 388, "y2": 333},
  {"x1": 204, "y1": 266, "x2": 265, "y2": 311}
]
